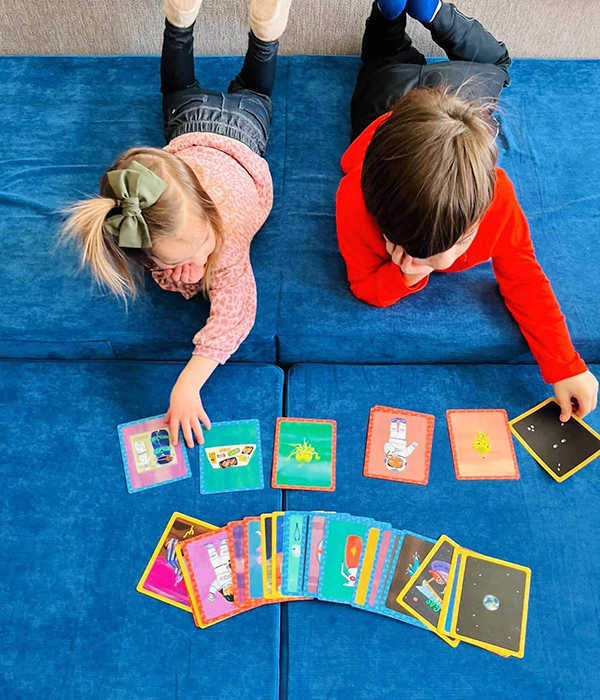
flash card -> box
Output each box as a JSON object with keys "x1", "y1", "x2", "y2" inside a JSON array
[
  {"x1": 227, "y1": 520, "x2": 252, "y2": 609},
  {"x1": 353, "y1": 527, "x2": 382, "y2": 608},
  {"x1": 271, "y1": 512, "x2": 286, "y2": 599},
  {"x1": 510, "y1": 398, "x2": 600, "y2": 482},
  {"x1": 354, "y1": 528, "x2": 398, "y2": 612},
  {"x1": 447, "y1": 410, "x2": 520, "y2": 480},
  {"x1": 364, "y1": 406, "x2": 435, "y2": 485},
  {"x1": 243, "y1": 516, "x2": 272, "y2": 606},
  {"x1": 378, "y1": 530, "x2": 436, "y2": 627},
  {"x1": 200, "y1": 419, "x2": 264, "y2": 494},
  {"x1": 281, "y1": 511, "x2": 309, "y2": 597},
  {"x1": 137, "y1": 512, "x2": 217, "y2": 612},
  {"x1": 272, "y1": 418, "x2": 337, "y2": 491},
  {"x1": 301, "y1": 513, "x2": 329, "y2": 597},
  {"x1": 175, "y1": 528, "x2": 243, "y2": 628},
  {"x1": 397, "y1": 535, "x2": 460, "y2": 647},
  {"x1": 118, "y1": 415, "x2": 191, "y2": 493},
  {"x1": 448, "y1": 552, "x2": 531, "y2": 658},
  {"x1": 260, "y1": 513, "x2": 274, "y2": 599},
  {"x1": 317, "y1": 515, "x2": 377, "y2": 605}
]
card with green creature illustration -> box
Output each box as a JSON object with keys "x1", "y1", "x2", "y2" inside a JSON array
[{"x1": 271, "y1": 418, "x2": 337, "y2": 491}]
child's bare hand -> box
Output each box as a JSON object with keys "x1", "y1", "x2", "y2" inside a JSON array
[
  {"x1": 166, "y1": 378, "x2": 211, "y2": 448},
  {"x1": 164, "y1": 263, "x2": 201, "y2": 285},
  {"x1": 553, "y1": 370, "x2": 599, "y2": 421},
  {"x1": 384, "y1": 237, "x2": 433, "y2": 287}
]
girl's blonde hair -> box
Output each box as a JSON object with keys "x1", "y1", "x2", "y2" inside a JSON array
[
  {"x1": 361, "y1": 85, "x2": 499, "y2": 259},
  {"x1": 61, "y1": 147, "x2": 223, "y2": 299}
]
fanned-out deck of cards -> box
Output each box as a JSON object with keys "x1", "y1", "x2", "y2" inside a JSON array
[
  {"x1": 510, "y1": 398, "x2": 600, "y2": 482},
  {"x1": 118, "y1": 415, "x2": 191, "y2": 493},
  {"x1": 201, "y1": 419, "x2": 264, "y2": 495},
  {"x1": 137, "y1": 510, "x2": 531, "y2": 657},
  {"x1": 272, "y1": 418, "x2": 337, "y2": 491}
]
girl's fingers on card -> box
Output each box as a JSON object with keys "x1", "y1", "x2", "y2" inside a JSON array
[
  {"x1": 191, "y1": 417, "x2": 204, "y2": 445},
  {"x1": 169, "y1": 415, "x2": 180, "y2": 445},
  {"x1": 199, "y1": 406, "x2": 211, "y2": 431},
  {"x1": 181, "y1": 419, "x2": 195, "y2": 449}
]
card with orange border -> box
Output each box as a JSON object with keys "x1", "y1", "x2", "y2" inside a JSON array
[
  {"x1": 447, "y1": 409, "x2": 520, "y2": 480},
  {"x1": 176, "y1": 528, "x2": 245, "y2": 628},
  {"x1": 271, "y1": 418, "x2": 336, "y2": 491},
  {"x1": 363, "y1": 406, "x2": 434, "y2": 485}
]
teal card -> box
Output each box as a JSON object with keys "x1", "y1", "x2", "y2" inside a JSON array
[
  {"x1": 272, "y1": 418, "x2": 336, "y2": 491},
  {"x1": 281, "y1": 512, "x2": 308, "y2": 596},
  {"x1": 200, "y1": 419, "x2": 264, "y2": 495}
]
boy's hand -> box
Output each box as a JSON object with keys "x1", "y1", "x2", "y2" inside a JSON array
[
  {"x1": 553, "y1": 370, "x2": 599, "y2": 421},
  {"x1": 384, "y1": 237, "x2": 433, "y2": 287},
  {"x1": 166, "y1": 376, "x2": 211, "y2": 448}
]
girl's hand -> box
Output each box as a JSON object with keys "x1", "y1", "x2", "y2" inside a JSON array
[
  {"x1": 384, "y1": 237, "x2": 433, "y2": 287},
  {"x1": 166, "y1": 378, "x2": 211, "y2": 448},
  {"x1": 553, "y1": 370, "x2": 599, "y2": 421},
  {"x1": 164, "y1": 263, "x2": 202, "y2": 285}
]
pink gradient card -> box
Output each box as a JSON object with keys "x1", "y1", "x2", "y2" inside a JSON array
[
  {"x1": 117, "y1": 414, "x2": 191, "y2": 493},
  {"x1": 446, "y1": 409, "x2": 520, "y2": 480},
  {"x1": 363, "y1": 406, "x2": 435, "y2": 485}
]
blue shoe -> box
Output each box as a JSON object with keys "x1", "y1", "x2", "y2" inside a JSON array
[
  {"x1": 377, "y1": 0, "x2": 408, "y2": 20},
  {"x1": 406, "y1": 0, "x2": 441, "y2": 24}
]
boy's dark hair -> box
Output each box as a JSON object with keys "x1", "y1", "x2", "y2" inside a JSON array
[{"x1": 361, "y1": 86, "x2": 498, "y2": 259}]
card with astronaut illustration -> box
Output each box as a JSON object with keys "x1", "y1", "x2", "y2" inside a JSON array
[
  {"x1": 447, "y1": 410, "x2": 519, "y2": 480},
  {"x1": 200, "y1": 419, "x2": 264, "y2": 495},
  {"x1": 175, "y1": 528, "x2": 245, "y2": 628},
  {"x1": 510, "y1": 398, "x2": 600, "y2": 482},
  {"x1": 118, "y1": 414, "x2": 191, "y2": 493},
  {"x1": 137, "y1": 511, "x2": 218, "y2": 612},
  {"x1": 363, "y1": 406, "x2": 434, "y2": 485},
  {"x1": 272, "y1": 418, "x2": 337, "y2": 491}
]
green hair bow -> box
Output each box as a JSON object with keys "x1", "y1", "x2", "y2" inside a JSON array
[{"x1": 103, "y1": 160, "x2": 168, "y2": 249}]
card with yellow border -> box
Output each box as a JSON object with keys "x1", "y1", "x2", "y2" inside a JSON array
[
  {"x1": 510, "y1": 398, "x2": 600, "y2": 482},
  {"x1": 448, "y1": 551, "x2": 531, "y2": 658},
  {"x1": 136, "y1": 511, "x2": 218, "y2": 612}
]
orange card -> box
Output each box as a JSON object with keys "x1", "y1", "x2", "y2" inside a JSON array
[
  {"x1": 446, "y1": 409, "x2": 520, "y2": 480},
  {"x1": 363, "y1": 406, "x2": 434, "y2": 485}
]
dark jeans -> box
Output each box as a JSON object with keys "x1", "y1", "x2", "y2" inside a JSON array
[
  {"x1": 160, "y1": 20, "x2": 278, "y2": 156},
  {"x1": 351, "y1": 2, "x2": 512, "y2": 140}
]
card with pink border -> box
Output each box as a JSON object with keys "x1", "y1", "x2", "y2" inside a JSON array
[{"x1": 117, "y1": 414, "x2": 191, "y2": 493}]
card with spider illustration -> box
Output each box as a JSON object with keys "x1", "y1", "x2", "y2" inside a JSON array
[
  {"x1": 363, "y1": 406, "x2": 435, "y2": 485},
  {"x1": 200, "y1": 419, "x2": 264, "y2": 495},
  {"x1": 118, "y1": 414, "x2": 191, "y2": 493},
  {"x1": 510, "y1": 398, "x2": 600, "y2": 482},
  {"x1": 271, "y1": 418, "x2": 337, "y2": 491},
  {"x1": 446, "y1": 410, "x2": 520, "y2": 480}
]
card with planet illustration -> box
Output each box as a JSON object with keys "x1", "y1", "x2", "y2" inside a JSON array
[
  {"x1": 271, "y1": 418, "x2": 337, "y2": 491},
  {"x1": 447, "y1": 552, "x2": 531, "y2": 658},
  {"x1": 510, "y1": 398, "x2": 600, "y2": 482}
]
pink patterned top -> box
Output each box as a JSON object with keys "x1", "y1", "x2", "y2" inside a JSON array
[{"x1": 151, "y1": 133, "x2": 273, "y2": 364}]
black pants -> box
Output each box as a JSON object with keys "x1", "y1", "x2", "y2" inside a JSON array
[
  {"x1": 351, "y1": 2, "x2": 511, "y2": 140},
  {"x1": 160, "y1": 20, "x2": 278, "y2": 156}
]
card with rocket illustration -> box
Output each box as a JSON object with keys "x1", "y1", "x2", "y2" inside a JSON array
[
  {"x1": 510, "y1": 398, "x2": 600, "y2": 482},
  {"x1": 447, "y1": 551, "x2": 531, "y2": 658},
  {"x1": 272, "y1": 418, "x2": 337, "y2": 491},
  {"x1": 137, "y1": 511, "x2": 218, "y2": 612},
  {"x1": 363, "y1": 406, "x2": 434, "y2": 485},
  {"x1": 397, "y1": 535, "x2": 460, "y2": 647},
  {"x1": 447, "y1": 410, "x2": 520, "y2": 480}
]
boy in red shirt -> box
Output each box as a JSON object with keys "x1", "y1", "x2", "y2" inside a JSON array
[{"x1": 337, "y1": 0, "x2": 598, "y2": 420}]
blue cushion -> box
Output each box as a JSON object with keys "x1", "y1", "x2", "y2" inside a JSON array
[
  {"x1": 0, "y1": 56, "x2": 283, "y2": 362},
  {"x1": 0, "y1": 360, "x2": 283, "y2": 698},
  {"x1": 283, "y1": 363, "x2": 600, "y2": 699},
  {"x1": 274, "y1": 57, "x2": 600, "y2": 366}
]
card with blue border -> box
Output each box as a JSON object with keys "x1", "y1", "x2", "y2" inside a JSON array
[
  {"x1": 200, "y1": 419, "x2": 264, "y2": 495},
  {"x1": 281, "y1": 511, "x2": 309, "y2": 597}
]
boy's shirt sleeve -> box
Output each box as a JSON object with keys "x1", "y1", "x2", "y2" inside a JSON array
[
  {"x1": 490, "y1": 171, "x2": 587, "y2": 384},
  {"x1": 336, "y1": 170, "x2": 429, "y2": 307}
]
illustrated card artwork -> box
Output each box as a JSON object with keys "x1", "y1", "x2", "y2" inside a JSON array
[
  {"x1": 304, "y1": 514, "x2": 328, "y2": 596},
  {"x1": 281, "y1": 512, "x2": 307, "y2": 597},
  {"x1": 450, "y1": 553, "x2": 531, "y2": 658},
  {"x1": 261, "y1": 514, "x2": 274, "y2": 598},
  {"x1": 318, "y1": 516, "x2": 373, "y2": 605},
  {"x1": 200, "y1": 419, "x2": 264, "y2": 495},
  {"x1": 379, "y1": 531, "x2": 436, "y2": 626},
  {"x1": 176, "y1": 529, "x2": 241, "y2": 628},
  {"x1": 137, "y1": 512, "x2": 217, "y2": 611},
  {"x1": 363, "y1": 406, "x2": 435, "y2": 485},
  {"x1": 118, "y1": 415, "x2": 191, "y2": 493},
  {"x1": 364, "y1": 529, "x2": 395, "y2": 610},
  {"x1": 398, "y1": 535, "x2": 460, "y2": 646},
  {"x1": 272, "y1": 418, "x2": 336, "y2": 491},
  {"x1": 227, "y1": 521, "x2": 249, "y2": 609},
  {"x1": 353, "y1": 527, "x2": 381, "y2": 608},
  {"x1": 510, "y1": 398, "x2": 600, "y2": 482},
  {"x1": 447, "y1": 409, "x2": 520, "y2": 480},
  {"x1": 244, "y1": 516, "x2": 268, "y2": 604}
]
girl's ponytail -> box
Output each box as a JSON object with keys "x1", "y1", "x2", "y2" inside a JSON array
[{"x1": 61, "y1": 196, "x2": 139, "y2": 300}]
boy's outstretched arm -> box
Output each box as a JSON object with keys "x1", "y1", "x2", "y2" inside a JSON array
[{"x1": 491, "y1": 175, "x2": 598, "y2": 420}]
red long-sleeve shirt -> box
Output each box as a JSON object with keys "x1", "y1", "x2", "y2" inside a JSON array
[{"x1": 336, "y1": 113, "x2": 586, "y2": 384}]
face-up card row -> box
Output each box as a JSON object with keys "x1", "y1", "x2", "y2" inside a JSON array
[{"x1": 118, "y1": 416, "x2": 338, "y2": 494}]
